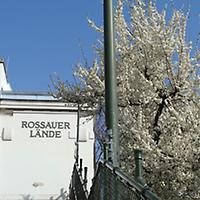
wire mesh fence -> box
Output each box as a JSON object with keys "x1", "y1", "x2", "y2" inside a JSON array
[
  {"x1": 69, "y1": 159, "x2": 160, "y2": 200},
  {"x1": 88, "y1": 163, "x2": 143, "y2": 200},
  {"x1": 69, "y1": 164, "x2": 88, "y2": 200},
  {"x1": 88, "y1": 161, "x2": 159, "y2": 200}
]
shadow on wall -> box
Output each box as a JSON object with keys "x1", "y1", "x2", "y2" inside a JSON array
[
  {"x1": 21, "y1": 194, "x2": 33, "y2": 200},
  {"x1": 20, "y1": 188, "x2": 68, "y2": 200},
  {"x1": 49, "y1": 188, "x2": 68, "y2": 200}
]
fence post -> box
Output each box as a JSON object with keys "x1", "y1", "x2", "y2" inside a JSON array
[
  {"x1": 134, "y1": 149, "x2": 145, "y2": 186},
  {"x1": 79, "y1": 158, "x2": 83, "y2": 176},
  {"x1": 84, "y1": 167, "x2": 88, "y2": 191},
  {"x1": 103, "y1": 142, "x2": 108, "y2": 161},
  {"x1": 75, "y1": 104, "x2": 80, "y2": 164}
]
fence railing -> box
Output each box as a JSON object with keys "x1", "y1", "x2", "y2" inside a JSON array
[
  {"x1": 69, "y1": 160, "x2": 88, "y2": 200},
  {"x1": 69, "y1": 150, "x2": 161, "y2": 200}
]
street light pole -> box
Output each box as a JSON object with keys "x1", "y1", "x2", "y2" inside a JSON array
[{"x1": 104, "y1": 0, "x2": 119, "y2": 167}]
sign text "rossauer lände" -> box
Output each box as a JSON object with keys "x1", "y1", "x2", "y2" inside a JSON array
[{"x1": 21, "y1": 121, "x2": 70, "y2": 138}]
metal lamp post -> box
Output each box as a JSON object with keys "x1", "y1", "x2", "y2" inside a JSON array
[{"x1": 104, "y1": 0, "x2": 119, "y2": 167}]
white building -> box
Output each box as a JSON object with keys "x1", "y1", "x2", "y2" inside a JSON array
[{"x1": 0, "y1": 60, "x2": 95, "y2": 200}]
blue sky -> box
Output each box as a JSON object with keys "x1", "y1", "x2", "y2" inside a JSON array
[{"x1": 0, "y1": 0, "x2": 199, "y2": 91}]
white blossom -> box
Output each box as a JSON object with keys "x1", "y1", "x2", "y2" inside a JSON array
[{"x1": 53, "y1": 1, "x2": 200, "y2": 199}]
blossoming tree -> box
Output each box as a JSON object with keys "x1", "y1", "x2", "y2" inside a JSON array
[{"x1": 52, "y1": 0, "x2": 200, "y2": 199}]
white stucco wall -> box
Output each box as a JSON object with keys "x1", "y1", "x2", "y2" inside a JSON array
[
  {"x1": 0, "y1": 107, "x2": 94, "y2": 200},
  {"x1": 0, "y1": 62, "x2": 11, "y2": 91}
]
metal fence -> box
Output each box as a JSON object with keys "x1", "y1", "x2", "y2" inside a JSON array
[
  {"x1": 88, "y1": 161, "x2": 144, "y2": 200},
  {"x1": 69, "y1": 162, "x2": 88, "y2": 200},
  {"x1": 69, "y1": 157, "x2": 160, "y2": 200},
  {"x1": 88, "y1": 161, "x2": 160, "y2": 200}
]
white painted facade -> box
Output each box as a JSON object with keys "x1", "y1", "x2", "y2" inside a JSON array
[
  {"x1": 0, "y1": 60, "x2": 95, "y2": 200},
  {"x1": 0, "y1": 60, "x2": 11, "y2": 91}
]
